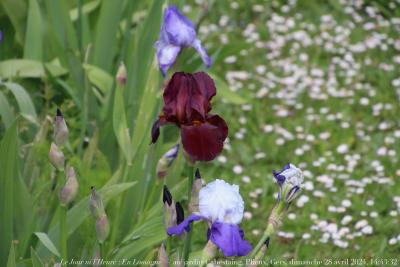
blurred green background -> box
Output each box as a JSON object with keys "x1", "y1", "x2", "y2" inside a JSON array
[{"x1": 0, "y1": 0, "x2": 399, "y2": 266}]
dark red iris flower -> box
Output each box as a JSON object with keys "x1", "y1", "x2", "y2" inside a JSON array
[{"x1": 151, "y1": 72, "x2": 228, "y2": 162}]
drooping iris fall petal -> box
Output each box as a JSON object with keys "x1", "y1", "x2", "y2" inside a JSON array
[
  {"x1": 181, "y1": 115, "x2": 228, "y2": 162},
  {"x1": 208, "y1": 222, "x2": 252, "y2": 257}
]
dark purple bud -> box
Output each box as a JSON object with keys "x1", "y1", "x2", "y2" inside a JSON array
[
  {"x1": 264, "y1": 237, "x2": 270, "y2": 248},
  {"x1": 195, "y1": 168, "x2": 201, "y2": 180},
  {"x1": 163, "y1": 185, "x2": 172, "y2": 206},
  {"x1": 175, "y1": 201, "x2": 184, "y2": 224},
  {"x1": 56, "y1": 108, "x2": 63, "y2": 117},
  {"x1": 151, "y1": 120, "x2": 160, "y2": 144}
]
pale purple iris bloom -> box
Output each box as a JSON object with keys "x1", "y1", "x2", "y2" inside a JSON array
[
  {"x1": 167, "y1": 214, "x2": 252, "y2": 257},
  {"x1": 155, "y1": 5, "x2": 212, "y2": 76},
  {"x1": 273, "y1": 163, "x2": 304, "y2": 203}
]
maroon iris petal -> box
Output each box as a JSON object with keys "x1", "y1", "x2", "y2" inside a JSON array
[
  {"x1": 192, "y1": 72, "x2": 216, "y2": 101},
  {"x1": 180, "y1": 115, "x2": 228, "y2": 161},
  {"x1": 151, "y1": 117, "x2": 170, "y2": 144},
  {"x1": 163, "y1": 72, "x2": 216, "y2": 123},
  {"x1": 206, "y1": 114, "x2": 228, "y2": 141}
]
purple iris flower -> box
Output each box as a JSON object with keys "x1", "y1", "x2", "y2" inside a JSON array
[
  {"x1": 0, "y1": 31, "x2": 3, "y2": 42},
  {"x1": 167, "y1": 214, "x2": 251, "y2": 257},
  {"x1": 166, "y1": 179, "x2": 252, "y2": 257},
  {"x1": 272, "y1": 163, "x2": 304, "y2": 203},
  {"x1": 155, "y1": 5, "x2": 212, "y2": 77}
]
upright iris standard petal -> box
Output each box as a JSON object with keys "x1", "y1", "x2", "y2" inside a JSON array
[
  {"x1": 181, "y1": 115, "x2": 228, "y2": 162},
  {"x1": 209, "y1": 222, "x2": 252, "y2": 257},
  {"x1": 163, "y1": 72, "x2": 214, "y2": 123},
  {"x1": 161, "y1": 6, "x2": 196, "y2": 46},
  {"x1": 155, "y1": 6, "x2": 212, "y2": 76},
  {"x1": 198, "y1": 179, "x2": 243, "y2": 224}
]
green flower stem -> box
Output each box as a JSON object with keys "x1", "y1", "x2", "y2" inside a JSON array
[
  {"x1": 248, "y1": 201, "x2": 286, "y2": 260},
  {"x1": 56, "y1": 169, "x2": 67, "y2": 261},
  {"x1": 183, "y1": 163, "x2": 195, "y2": 266},
  {"x1": 200, "y1": 240, "x2": 217, "y2": 267},
  {"x1": 99, "y1": 242, "x2": 106, "y2": 260},
  {"x1": 249, "y1": 223, "x2": 273, "y2": 260},
  {"x1": 60, "y1": 205, "x2": 67, "y2": 260}
]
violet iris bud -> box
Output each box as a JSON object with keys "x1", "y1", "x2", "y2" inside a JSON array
[
  {"x1": 167, "y1": 179, "x2": 252, "y2": 257},
  {"x1": 60, "y1": 166, "x2": 79, "y2": 206},
  {"x1": 156, "y1": 144, "x2": 179, "y2": 178},
  {"x1": 273, "y1": 163, "x2": 304, "y2": 204},
  {"x1": 49, "y1": 142, "x2": 65, "y2": 171},
  {"x1": 151, "y1": 72, "x2": 228, "y2": 162},
  {"x1": 54, "y1": 108, "x2": 69, "y2": 146},
  {"x1": 155, "y1": 5, "x2": 212, "y2": 77}
]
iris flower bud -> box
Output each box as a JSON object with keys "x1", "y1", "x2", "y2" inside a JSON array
[
  {"x1": 163, "y1": 185, "x2": 173, "y2": 207},
  {"x1": 158, "y1": 243, "x2": 169, "y2": 267},
  {"x1": 273, "y1": 163, "x2": 304, "y2": 204},
  {"x1": 116, "y1": 62, "x2": 127, "y2": 87},
  {"x1": 54, "y1": 108, "x2": 69, "y2": 146},
  {"x1": 156, "y1": 144, "x2": 179, "y2": 179},
  {"x1": 201, "y1": 240, "x2": 217, "y2": 265},
  {"x1": 188, "y1": 168, "x2": 202, "y2": 213},
  {"x1": 60, "y1": 166, "x2": 79, "y2": 206},
  {"x1": 162, "y1": 185, "x2": 177, "y2": 228},
  {"x1": 175, "y1": 201, "x2": 184, "y2": 224},
  {"x1": 89, "y1": 187, "x2": 105, "y2": 220},
  {"x1": 95, "y1": 214, "x2": 110, "y2": 244},
  {"x1": 89, "y1": 187, "x2": 110, "y2": 243},
  {"x1": 49, "y1": 142, "x2": 64, "y2": 171}
]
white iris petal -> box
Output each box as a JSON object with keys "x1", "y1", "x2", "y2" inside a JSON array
[{"x1": 199, "y1": 179, "x2": 244, "y2": 225}]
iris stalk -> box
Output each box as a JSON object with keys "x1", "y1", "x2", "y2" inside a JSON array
[
  {"x1": 59, "y1": 168, "x2": 67, "y2": 261},
  {"x1": 248, "y1": 201, "x2": 286, "y2": 261},
  {"x1": 183, "y1": 163, "x2": 195, "y2": 265},
  {"x1": 60, "y1": 205, "x2": 67, "y2": 260}
]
